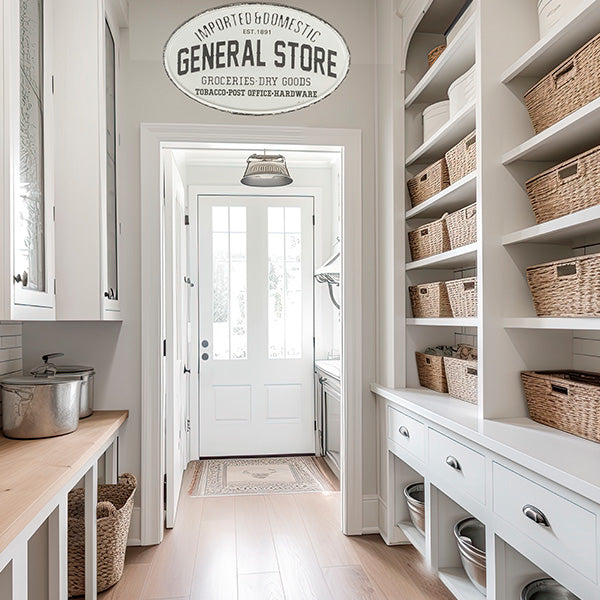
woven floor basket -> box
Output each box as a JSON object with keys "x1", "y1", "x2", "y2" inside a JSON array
[
  {"x1": 68, "y1": 474, "x2": 137, "y2": 597},
  {"x1": 407, "y1": 158, "x2": 450, "y2": 208},
  {"x1": 526, "y1": 253, "x2": 600, "y2": 317},
  {"x1": 416, "y1": 352, "x2": 448, "y2": 393},
  {"x1": 521, "y1": 371, "x2": 600, "y2": 442},
  {"x1": 445, "y1": 130, "x2": 477, "y2": 184},
  {"x1": 409, "y1": 282, "x2": 452, "y2": 318},
  {"x1": 428, "y1": 44, "x2": 446, "y2": 68},
  {"x1": 408, "y1": 217, "x2": 450, "y2": 261},
  {"x1": 444, "y1": 356, "x2": 478, "y2": 404},
  {"x1": 525, "y1": 144, "x2": 600, "y2": 224},
  {"x1": 446, "y1": 203, "x2": 477, "y2": 249},
  {"x1": 524, "y1": 33, "x2": 600, "y2": 134},
  {"x1": 446, "y1": 277, "x2": 477, "y2": 317}
]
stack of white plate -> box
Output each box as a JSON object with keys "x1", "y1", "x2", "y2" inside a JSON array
[
  {"x1": 537, "y1": 0, "x2": 584, "y2": 39},
  {"x1": 449, "y1": 65, "x2": 476, "y2": 118},
  {"x1": 423, "y1": 100, "x2": 450, "y2": 142}
]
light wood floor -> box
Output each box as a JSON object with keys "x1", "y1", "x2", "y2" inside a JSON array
[{"x1": 99, "y1": 464, "x2": 454, "y2": 600}]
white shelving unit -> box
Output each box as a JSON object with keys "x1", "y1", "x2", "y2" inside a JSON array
[
  {"x1": 396, "y1": 521, "x2": 426, "y2": 556},
  {"x1": 407, "y1": 318, "x2": 477, "y2": 327},
  {"x1": 438, "y1": 568, "x2": 485, "y2": 600},
  {"x1": 405, "y1": 244, "x2": 477, "y2": 271}
]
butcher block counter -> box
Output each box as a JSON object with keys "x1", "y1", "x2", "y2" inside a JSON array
[{"x1": 0, "y1": 410, "x2": 128, "y2": 600}]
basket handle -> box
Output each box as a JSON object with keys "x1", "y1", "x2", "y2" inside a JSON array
[
  {"x1": 557, "y1": 159, "x2": 584, "y2": 185},
  {"x1": 556, "y1": 263, "x2": 577, "y2": 278},
  {"x1": 419, "y1": 288, "x2": 429, "y2": 295},
  {"x1": 465, "y1": 206, "x2": 476, "y2": 219},
  {"x1": 552, "y1": 59, "x2": 577, "y2": 89},
  {"x1": 465, "y1": 132, "x2": 476, "y2": 149},
  {"x1": 551, "y1": 383, "x2": 568, "y2": 396},
  {"x1": 467, "y1": 367, "x2": 477, "y2": 376},
  {"x1": 425, "y1": 357, "x2": 431, "y2": 364},
  {"x1": 420, "y1": 172, "x2": 428, "y2": 182},
  {"x1": 463, "y1": 281, "x2": 475, "y2": 291},
  {"x1": 420, "y1": 228, "x2": 429, "y2": 236}
]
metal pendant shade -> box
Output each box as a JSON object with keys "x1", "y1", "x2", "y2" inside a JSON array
[{"x1": 241, "y1": 154, "x2": 293, "y2": 187}]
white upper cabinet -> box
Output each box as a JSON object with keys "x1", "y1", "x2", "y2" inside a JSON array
[
  {"x1": 53, "y1": 0, "x2": 126, "y2": 320},
  {"x1": 1, "y1": 0, "x2": 56, "y2": 319}
]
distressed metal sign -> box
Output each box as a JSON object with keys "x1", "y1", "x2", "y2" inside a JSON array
[{"x1": 163, "y1": 3, "x2": 350, "y2": 114}]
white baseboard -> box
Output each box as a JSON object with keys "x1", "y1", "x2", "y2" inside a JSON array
[
  {"x1": 361, "y1": 494, "x2": 380, "y2": 534},
  {"x1": 127, "y1": 506, "x2": 141, "y2": 546}
]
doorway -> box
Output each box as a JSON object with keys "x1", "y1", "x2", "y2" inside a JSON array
[{"x1": 196, "y1": 195, "x2": 315, "y2": 456}]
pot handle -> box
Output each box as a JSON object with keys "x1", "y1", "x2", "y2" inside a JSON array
[{"x1": 42, "y1": 353, "x2": 64, "y2": 363}]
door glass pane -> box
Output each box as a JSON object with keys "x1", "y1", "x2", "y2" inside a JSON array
[
  {"x1": 212, "y1": 207, "x2": 247, "y2": 360},
  {"x1": 105, "y1": 21, "x2": 118, "y2": 299},
  {"x1": 17, "y1": 0, "x2": 45, "y2": 291},
  {"x1": 268, "y1": 207, "x2": 302, "y2": 359}
]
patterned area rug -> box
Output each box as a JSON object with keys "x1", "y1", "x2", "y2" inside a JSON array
[{"x1": 188, "y1": 456, "x2": 337, "y2": 497}]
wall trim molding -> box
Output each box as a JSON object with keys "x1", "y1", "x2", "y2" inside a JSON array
[{"x1": 140, "y1": 123, "x2": 364, "y2": 544}]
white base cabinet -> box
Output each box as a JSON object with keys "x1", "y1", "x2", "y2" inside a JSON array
[{"x1": 375, "y1": 385, "x2": 600, "y2": 600}]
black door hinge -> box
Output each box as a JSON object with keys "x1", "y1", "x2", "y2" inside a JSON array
[
  {"x1": 184, "y1": 214, "x2": 190, "y2": 225},
  {"x1": 163, "y1": 339, "x2": 167, "y2": 357}
]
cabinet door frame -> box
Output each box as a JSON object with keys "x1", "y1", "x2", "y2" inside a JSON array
[{"x1": 5, "y1": 0, "x2": 56, "y2": 318}]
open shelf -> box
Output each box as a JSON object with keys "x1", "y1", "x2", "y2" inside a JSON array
[
  {"x1": 502, "y1": 205, "x2": 600, "y2": 246},
  {"x1": 406, "y1": 243, "x2": 477, "y2": 271},
  {"x1": 406, "y1": 172, "x2": 477, "y2": 220},
  {"x1": 502, "y1": 97, "x2": 600, "y2": 164},
  {"x1": 397, "y1": 521, "x2": 426, "y2": 557},
  {"x1": 439, "y1": 568, "x2": 485, "y2": 600},
  {"x1": 502, "y1": 1, "x2": 600, "y2": 83},
  {"x1": 504, "y1": 317, "x2": 600, "y2": 330},
  {"x1": 407, "y1": 317, "x2": 478, "y2": 327},
  {"x1": 406, "y1": 102, "x2": 476, "y2": 166},
  {"x1": 405, "y1": 15, "x2": 476, "y2": 108}
]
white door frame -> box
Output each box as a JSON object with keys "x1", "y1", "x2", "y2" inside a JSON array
[{"x1": 140, "y1": 123, "x2": 363, "y2": 544}]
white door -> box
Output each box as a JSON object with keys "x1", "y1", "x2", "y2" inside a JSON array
[
  {"x1": 198, "y1": 196, "x2": 314, "y2": 456},
  {"x1": 163, "y1": 154, "x2": 190, "y2": 527}
]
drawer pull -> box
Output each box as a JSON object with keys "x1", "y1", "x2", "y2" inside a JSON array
[
  {"x1": 522, "y1": 504, "x2": 550, "y2": 527},
  {"x1": 446, "y1": 456, "x2": 461, "y2": 471},
  {"x1": 399, "y1": 426, "x2": 410, "y2": 439}
]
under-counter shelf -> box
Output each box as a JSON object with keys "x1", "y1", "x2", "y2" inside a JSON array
[
  {"x1": 438, "y1": 568, "x2": 485, "y2": 600},
  {"x1": 406, "y1": 102, "x2": 476, "y2": 166},
  {"x1": 502, "y1": 97, "x2": 600, "y2": 164},
  {"x1": 406, "y1": 244, "x2": 477, "y2": 271},
  {"x1": 407, "y1": 317, "x2": 478, "y2": 327},
  {"x1": 397, "y1": 520, "x2": 426, "y2": 557},
  {"x1": 405, "y1": 15, "x2": 476, "y2": 108},
  {"x1": 502, "y1": 1, "x2": 600, "y2": 83},
  {"x1": 406, "y1": 172, "x2": 477, "y2": 220},
  {"x1": 503, "y1": 318, "x2": 600, "y2": 331}
]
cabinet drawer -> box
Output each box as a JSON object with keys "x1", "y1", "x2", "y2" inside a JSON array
[
  {"x1": 387, "y1": 406, "x2": 425, "y2": 462},
  {"x1": 493, "y1": 462, "x2": 597, "y2": 582},
  {"x1": 428, "y1": 428, "x2": 486, "y2": 504}
]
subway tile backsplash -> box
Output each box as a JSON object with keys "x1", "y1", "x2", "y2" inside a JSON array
[{"x1": 0, "y1": 323, "x2": 23, "y2": 378}]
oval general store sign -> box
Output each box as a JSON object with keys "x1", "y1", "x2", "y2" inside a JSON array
[{"x1": 163, "y1": 3, "x2": 351, "y2": 115}]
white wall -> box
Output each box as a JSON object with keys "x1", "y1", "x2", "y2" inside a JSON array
[{"x1": 23, "y1": 0, "x2": 378, "y2": 524}]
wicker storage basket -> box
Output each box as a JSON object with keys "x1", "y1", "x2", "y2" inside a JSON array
[
  {"x1": 416, "y1": 352, "x2": 448, "y2": 393},
  {"x1": 524, "y1": 33, "x2": 600, "y2": 134},
  {"x1": 446, "y1": 277, "x2": 477, "y2": 317},
  {"x1": 428, "y1": 44, "x2": 447, "y2": 68},
  {"x1": 526, "y1": 253, "x2": 600, "y2": 317},
  {"x1": 408, "y1": 217, "x2": 450, "y2": 262},
  {"x1": 444, "y1": 355, "x2": 478, "y2": 404},
  {"x1": 525, "y1": 144, "x2": 600, "y2": 224},
  {"x1": 445, "y1": 130, "x2": 477, "y2": 184},
  {"x1": 521, "y1": 370, "x2": 600, "y2": 442},
  {"x1": 407, "y1": 158, "x2": 450, "y2": 208},
  {"x1": 409, "y1": 282, "x2": 452, "y2": 318},
  {"x1": 68, "y1": 474, "x2": 137, "y2": 597},
  {"x1": 446, "y1": 203, "x2": 477, "y2": 249}
]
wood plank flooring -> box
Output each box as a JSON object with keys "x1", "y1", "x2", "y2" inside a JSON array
[{"x1": 99, "y1": 464, "x2": 454, "y2": 600}]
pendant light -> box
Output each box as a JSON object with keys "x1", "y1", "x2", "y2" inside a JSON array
[{"x1": 241, "y1": 153, "x2": 293, "y2": 187}]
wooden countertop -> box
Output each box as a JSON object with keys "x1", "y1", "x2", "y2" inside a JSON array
[{"x1": 0, "y1": 410, "x2": 128, "y2": 555}]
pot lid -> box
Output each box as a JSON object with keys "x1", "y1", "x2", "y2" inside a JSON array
[
  {"x1": 0, "y1": 375, "x2": 82, "y2": 386},
  {"x1": 53, "y1": 365, "x2": 94, "y2": 374}
]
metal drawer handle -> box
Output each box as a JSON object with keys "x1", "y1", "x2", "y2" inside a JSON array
[
  {"x1": 446, "y1": 456, "x2": 461, "y2": 471},
  {"x1": 522, "y1": 504, "x2": 550, "y2": 527},
  {"x1": 399, "y1": 426, "x2": 410, "y2": 439}
]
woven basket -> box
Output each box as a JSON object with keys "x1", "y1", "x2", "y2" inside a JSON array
[
  {"x1": 525, "y1": 144, "x2": 600, "y2": 224},
  {"x1": 428, "y1": 44, "x2": 447, "y2": 68},
  {"x1": 522, "y1": 371, "x2": 600, "y2": 442},
  {"x1": 407, "y1": 158, "x2": 450, "y2": 208},
  {"x1": 444, "y1": 355, "x2": 478, "y2": 404},
  {"x1": 446, "y1": 277, "x2": 477, "y2": 317},
  {"x1": 446, "y1": 203, "x2": 477, "y2": 249},
  {"x1": 68, "y1": 474, "x2": 137, "y2": 597},
  {"x1": 408, "y1": 217, "x2": 450, "y2": 262},
  {"x1": 526, "y1": 253, "x2": 600, "y2": 317},
  {"x1": 416, "y1": 352, "x2": 448, "y2": 393},
  {"x1": 445, "y1": 130, "x2": 477, "y2": 184},
  {"x1": 409, "y1": 282, "x2": 452, "y2": 318},
  {"x1": 524, "y1": 33, "x2": 600, "y2": 134}
]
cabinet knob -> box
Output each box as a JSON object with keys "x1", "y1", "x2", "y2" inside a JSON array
[
  {"x1": 13, "y1": 271, "x2": 28, "y2": 286},
  {"x1": 446, "y1": 456, "x2": 461, "y2": 471},
  {"x1": 183, "y1": 366, "x2": 191, "y2": 374},
  {"x1": 399, "y1": 426, "x2": 410, "y2": 439},
  {"x1": 201, "y1": 353, "x2": 209, "y2": 361},
  {"x1": 522, "y1": 504, "x2": 550, "y2": 527}
]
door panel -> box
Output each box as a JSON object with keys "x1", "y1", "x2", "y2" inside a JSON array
[{"x1": 198, "y1": 196, "x2": 314, "y2": 456}]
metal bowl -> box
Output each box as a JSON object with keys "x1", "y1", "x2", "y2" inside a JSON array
[
  {"x1": 454, "y1": 517, "x2": 486, "y2": 595},
  {"x1": 403, "y1": 483, "x2": 425, "y2": 535},
  {"x1": 521, "y1": 578, "x2": 580, "y2": 600}
]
